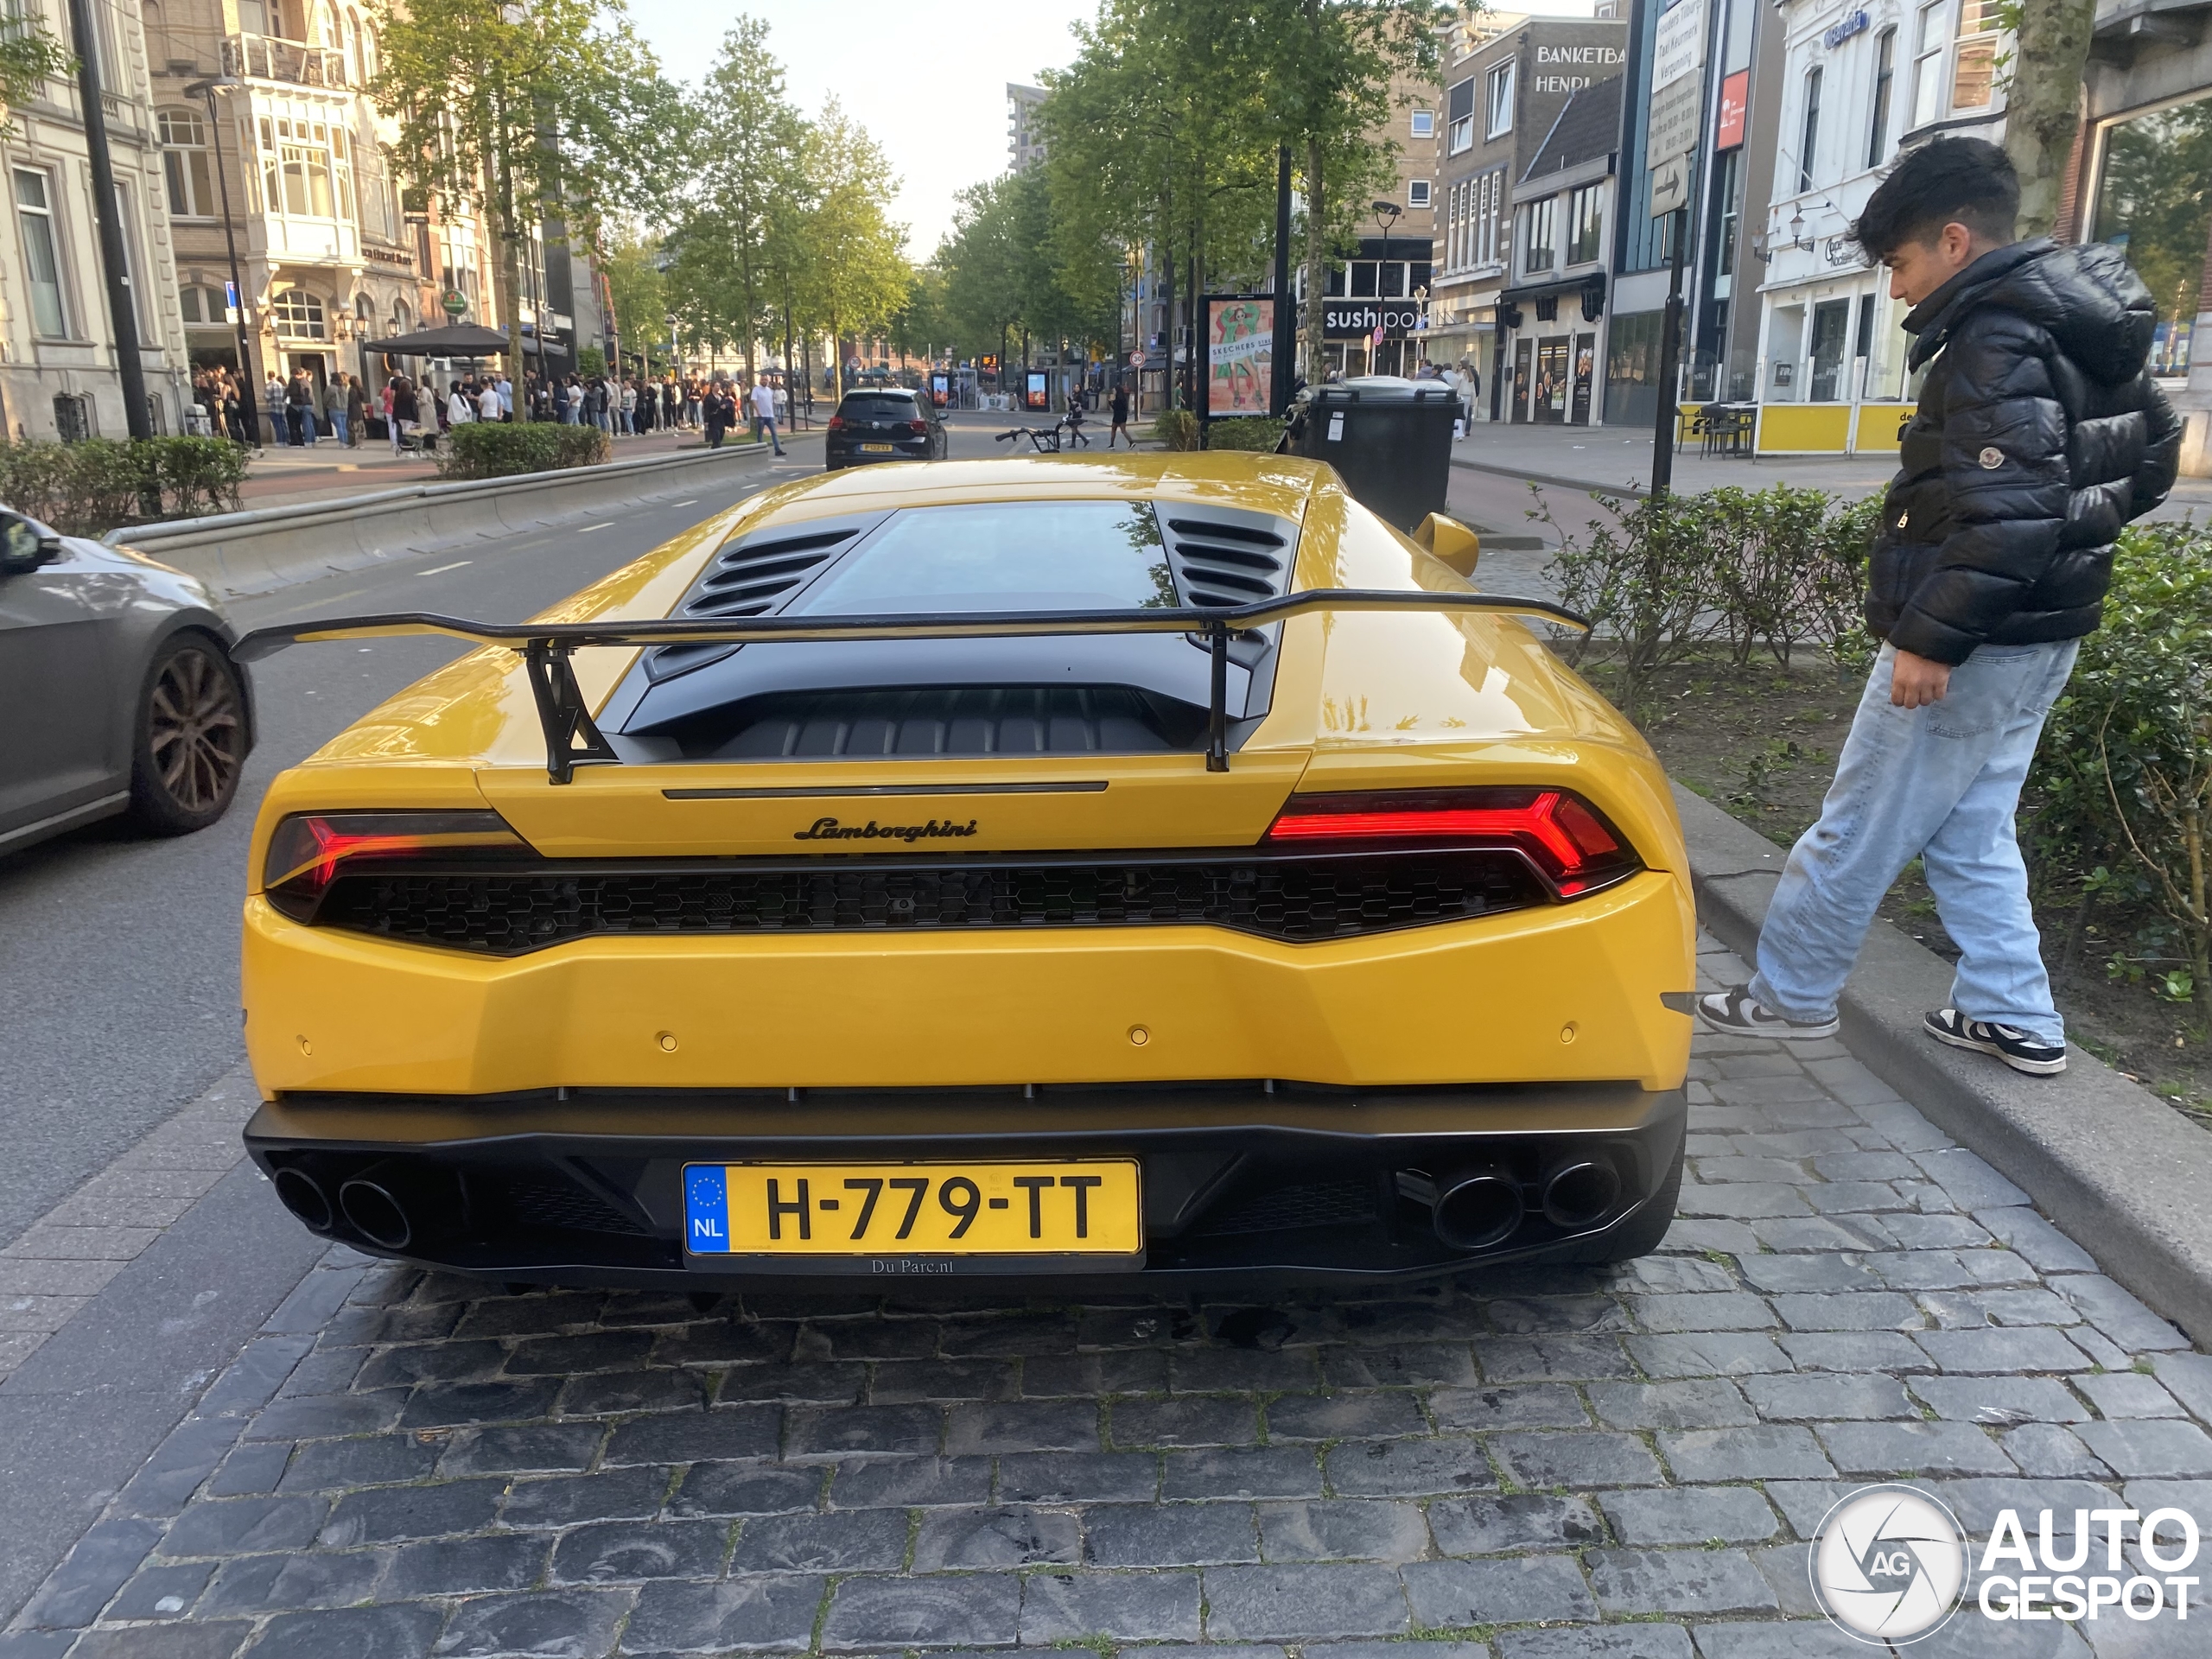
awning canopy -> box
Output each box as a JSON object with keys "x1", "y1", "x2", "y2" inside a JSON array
[{"x1": 367, "y1": 322, "x2": 511, "y2": 357}]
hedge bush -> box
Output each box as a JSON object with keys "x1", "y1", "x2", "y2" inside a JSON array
[
  {"x1": 1206, "y1": 416, "x2": 1287, "y2": 452},
  {"x1": 1541, "y1": 483, "x2": 1878, "y2": 710},
  {"x1": 0, "y1": 436, "x2": 246, "y2": 536},
  {"x1": 435, "y1": 422, "x2": 610, "y2": 481},
  {"x1": 2028, "y1": 520, "x2": 2212, "y2": 1020},
  {"x1": 1149, "y1": 408, "x2": 1199, "y2": 451}
]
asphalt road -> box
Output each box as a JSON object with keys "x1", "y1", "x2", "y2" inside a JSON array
[{"x1": 0, "y1": 434, "x2": 850, "y2": 1250}]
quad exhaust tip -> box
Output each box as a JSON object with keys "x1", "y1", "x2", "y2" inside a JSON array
[
  {"x1": 271, "y1": 1166, "x2": 334, "y2": 1233},
  {"x1": 1399, "y1": 1152, "x2": 1624, "y2": 1250},
  {"x1": 339, "y1": 1162, "x2": 419, "y2": 1251},
  {"x1": 1541, "y1": 1157, "x2": 1623, "y2": 1230}
]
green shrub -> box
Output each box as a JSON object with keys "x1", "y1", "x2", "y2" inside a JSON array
[
  {"x1": 2028, "y1": 521, "x2": 2212, "y2": 1021},
  {"x1": 0, "y1": 435, "x2": 246, "y2": 536},
  {"x1": 1149, "y1": 408, "x2": 1199, "y2": 450},
  {"x1": 576, "y1": 346, "x2": 607, "y2": 378},
  {"x1": 1539, "y1": 483, "x2": 1876, "y2": 712},
  {"x1": 435, "y1": 422, "x2": 610, "y2": 480},
  {"x1": 1205, "y1": 416, "x2": 1286, "y2": 452}
]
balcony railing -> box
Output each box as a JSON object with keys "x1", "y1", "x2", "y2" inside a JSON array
[{"x1": 223, "y1": 34, "x2": 351, "y2": 89}]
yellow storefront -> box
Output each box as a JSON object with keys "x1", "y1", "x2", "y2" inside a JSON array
[{"x1": 1753, "y1": 400, "x2": 1910, "y2": 456}]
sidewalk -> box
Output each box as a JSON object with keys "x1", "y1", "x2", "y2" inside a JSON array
[
  {"x1": 1447, "y1": 419, "x2": 2212, "y2": 520},
  {"x1": 233, "y1": 423, "x2": 823, "y2": 512}
]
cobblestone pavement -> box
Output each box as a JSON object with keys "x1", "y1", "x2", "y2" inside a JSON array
[{"x1": 10, "y1": 935, "x2": 2212, "y2": 1659}]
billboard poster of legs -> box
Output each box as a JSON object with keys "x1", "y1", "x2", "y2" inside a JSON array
[{"x1": 1206, "y1": 296, "x2": 1273, "y2": 416}]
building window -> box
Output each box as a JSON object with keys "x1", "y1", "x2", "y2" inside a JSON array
[
  {"x1": 257, "y1": 114, "x2": 352, "y2": 221},
  {"x1": 178, "y1": 282, "x2": 227, "y2": 324},
  {"x1": 1567, "y1": 183, "x2": 1603, "y2": 264},
  {"x1": 1410, "y1": 110, "x2": 1433, "y2": 139},
  {"x1": 158, "y1": 108, "x2": 215, "y2": 219},
  {"x1": 271, "y1": 287, "x2": 326, "y2": 339},
  {"x1": 1522, "y1": 197, "x2": 1554, "y2": 275},
  {"x1": 1868, "y1": 28, "x2": 1896, "y2": 168},
  {"x1": 1351, "y1": 260, "x2": 1377, "y2": 298},
  {"x1": 1486, "y1": 61, "x2": 1515, "y2": 139},
  {"x1": 14, "y1": 168, "x2": 68, "y2": 338},
  {"x1": 1478, "y1": 167, "x2": 1503, "y2": 268},
  {"x1": 1798, "y1": 67, "x2": 1822, "y2": 192},
  {"x1": 1951, "y1": 0, "x2": 2001, "y2": 111},
  {"x1": 1910, "y1": 0, "x2": 1949, "y2": 129},
  {"x1": 1446, "y1": 76, "x2": 1474, "y2": 155},
  {"x1": 1408, "y1": 178, "x2": 1431, "y2": 209}
]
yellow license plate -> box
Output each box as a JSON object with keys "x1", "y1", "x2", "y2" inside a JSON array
[
  {"x1": 683, "y1": 1160, "x2": 1142, "y2": 1258},
  {"x1": 859, "y1": 442, "x2": 896, "y2": 453}
]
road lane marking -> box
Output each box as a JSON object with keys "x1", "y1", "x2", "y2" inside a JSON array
[
  {"x1": 577, "y1": 522, "x2": 615, "y2": 533},
  {"x1": 416, "y1": 560, "x2": 473, "y2": 576},
  {"x1": 671, "y1": 499, "x2": 696, "y2": 507}
]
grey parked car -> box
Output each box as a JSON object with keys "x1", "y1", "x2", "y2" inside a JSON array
[{"x1": 0, "y1": 509, "x2": 252, "y2": 856}]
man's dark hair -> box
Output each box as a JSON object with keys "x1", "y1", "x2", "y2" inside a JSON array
[{"x1": 1850, "y1": 137, "x2": 2020, "y2": 259}]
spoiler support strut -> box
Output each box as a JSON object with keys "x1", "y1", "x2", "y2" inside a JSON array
[
  {"x1": 524, "y1": 640, "x2": 618, "y2": 785},
  {"x1": 236, "y1": 590, "x2": 1592, "y2": 785}
]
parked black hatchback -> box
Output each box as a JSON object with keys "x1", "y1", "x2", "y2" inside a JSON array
[{"x1": 824, "y1": 388, "x2": 945, "y2": 470}]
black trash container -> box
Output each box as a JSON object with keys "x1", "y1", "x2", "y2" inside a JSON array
[{"x1": 1286, "y1": 376, "x2": 1458, "y2": 531}]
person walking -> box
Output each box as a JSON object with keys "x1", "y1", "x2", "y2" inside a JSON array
[
  {"x1": 346, "y1": 373, "x2": 367, "y2": 447},
  {"x1": 1695, "y1": 138, "x2": 2181, "y2": 1076},
  {"x1": 1107, "y1": 378, "x2": 1131, "y2": 448},
  {"x1": 749, "y1": 376, "x2": 784, "y2": 455}
]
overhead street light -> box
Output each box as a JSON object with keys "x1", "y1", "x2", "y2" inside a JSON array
[{"x1": 1371, "y1": 200, "x2": 1403, "y2": 374}]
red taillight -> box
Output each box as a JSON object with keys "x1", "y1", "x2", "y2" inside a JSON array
[
  {"x1": 1266, "y1": 788, "x2": 1637, "y2": 895},
  {"x1": 262, "y1": 810, "x2": 527, "y2": 920},
  {"x1": 907, "y1": 419, "x2": 929, "y2": 435},
  {"x1": 827, "y1": 416, "x2": 846, "y2": 433}
]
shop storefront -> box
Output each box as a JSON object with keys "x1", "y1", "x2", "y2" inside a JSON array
[{"x1": 1752, "y1": 257, "x2": 1910, "y2": 456}]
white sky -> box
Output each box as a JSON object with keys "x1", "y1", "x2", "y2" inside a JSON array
[
  {"x1": 620, "y1": 0, "x2": 1607, "y2": 257},
  {"x1": 621, "y1": 0, "x2": 1094, "y2": 256}
]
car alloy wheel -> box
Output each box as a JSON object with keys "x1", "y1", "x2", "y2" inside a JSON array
[{"x1": 135, "y1": 638, "x2": 245, "y2": 831}]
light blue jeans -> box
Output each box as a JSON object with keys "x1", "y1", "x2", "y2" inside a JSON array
[{"x1": 1750, "y1": 638, "x2": 2080, "y2": 1044}]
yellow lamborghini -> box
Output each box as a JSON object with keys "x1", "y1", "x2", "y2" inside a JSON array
[{"x1": 235, "y1": 453, "x2": 1695, "y2": 1290}]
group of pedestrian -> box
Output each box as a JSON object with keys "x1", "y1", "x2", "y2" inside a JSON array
[{"x1": 188, "y1": 367, "x2": 256, "y2": 446}]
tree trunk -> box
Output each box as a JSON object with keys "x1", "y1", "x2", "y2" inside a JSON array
[
  {"x1": 2005, "y1": 0, "x2": 2095, "y2": 238},
  {"x1": 1303, "y1": 138, "x2": 1327, "y2": 385}
]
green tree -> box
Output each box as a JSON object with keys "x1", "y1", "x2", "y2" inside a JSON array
[
  {"x1": 785, "y1": 101, "x2": 912, "y2": 401},
  {"x1": 599, "y1": 226, "x2": 670, "y2": 370},
  {"x1": 370, "y1": 0, "x2": 685, "y2": 373},
  {"x1": 2003, "y1": 0, "x2": 2097, "y2": 238},
  {"x1": 667, "y1": 16, "x2": 806, "y2": 380}
]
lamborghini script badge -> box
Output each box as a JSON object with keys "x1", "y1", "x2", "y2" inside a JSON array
[{"x1": 794, "y1": 817, "x2": 981, "y2": 843}]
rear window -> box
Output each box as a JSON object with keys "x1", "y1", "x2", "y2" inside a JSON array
[
  {"x1": 786, "y1": 502, "x2": 1174, "y2": 614},
  {"x1": 838, "y1": 394, "x2": 922, "y2": 419}
]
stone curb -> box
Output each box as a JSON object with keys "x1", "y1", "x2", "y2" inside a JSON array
[{"x1": 1671, "y1": 779, "x2": 2212, "y2": 1348}]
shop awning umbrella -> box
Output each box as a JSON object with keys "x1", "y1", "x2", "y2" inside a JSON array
[{"x1": 368, "y1": 323, "x2": 512, "y2": 356}]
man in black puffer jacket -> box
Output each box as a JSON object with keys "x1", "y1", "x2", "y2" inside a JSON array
[{"x1": 1700, "y1": 137, "x2": 2179, "y2": 1076}]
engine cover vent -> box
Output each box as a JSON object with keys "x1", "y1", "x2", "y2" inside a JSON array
[
  {"x1": 647, "y1": 517, "x2": 882, "y2": 681},
  {"x1": 1162, "y1": 512, "x2": 1293, "y2": 610}
]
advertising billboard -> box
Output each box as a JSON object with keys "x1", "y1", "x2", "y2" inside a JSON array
[
  {"x1": 1025, "y1": 372, "x2": 1051, "y2": 411},
  {"x1": 1205, "y1": 296, "x2": 1273, "y2": 416}
]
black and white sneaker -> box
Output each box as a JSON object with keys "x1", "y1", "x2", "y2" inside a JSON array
[
  {"x1": 1694, "y1": 985, "x2": 1840, "y2": 1041},
  {"x1": 1923, "y1": 1008, "x2": 2067, "y2": 1075}
]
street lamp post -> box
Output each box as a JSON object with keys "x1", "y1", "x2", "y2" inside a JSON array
[
  {"x1": 1371, "y1": 200, "x2": 1402, "y2": 377},
  {"x1": 186, "y1": 76, "x2": 260, "y2": 447}
]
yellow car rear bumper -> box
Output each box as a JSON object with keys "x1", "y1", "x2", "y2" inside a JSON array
[{"x1": 242, "y1": 869, "x2": 1694, "y2": 1098}]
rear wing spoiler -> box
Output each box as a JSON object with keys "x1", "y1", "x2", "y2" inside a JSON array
[{"x1": 234, "y1": 590, "x2": 1591, "y2": 783}]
